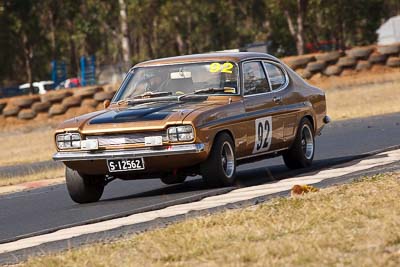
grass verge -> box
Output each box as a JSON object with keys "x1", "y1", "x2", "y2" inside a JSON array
[
  {"x1": 0, "y1": 167, "x2": 63, "y2": 187},
  {"x1": 0, "y1": 126, "x2": 55, "y2": 166},
  {"x1": 22, "y1": 172, "x2": 400, "y2": 267},
  {"x1": 309, "y1": 66, "x2": 400, "y2": 91},
  {"x1": 325, "y1": 79, "x2": 400, "y2": 120}
]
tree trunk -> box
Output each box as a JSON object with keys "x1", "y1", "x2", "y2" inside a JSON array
[
  {"x1": 176, "y1": 33, "x2": 185, "y2": 55},
  {"x1": 282, "y1": 0, "x2": 308, "y2": 55},
  {"x1": 48, "y1": 9, "x2": 57, "y2": 59},
  {"x1": 152, "y1": 18, "x2": 159, "y2": 58},
  {"x1": 21, "y1": 32, "x2": 34, "y2": 94},
  {"x1": 186, "y1": 10, "x2": 192, "y2": 54},
  {"x1": 118, "y1": 0, "x2": 131, "y2": 63},
  {"x1": 295, "y1": 0, "x2": 305, "y2": 55},
  {"x1": 66, "y1": 19, "x2": 78, "y2": 76}
]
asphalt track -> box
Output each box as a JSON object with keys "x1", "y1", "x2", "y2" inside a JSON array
[{"x1": 0, "y1": 112, "x2": 399, "y2": 246}]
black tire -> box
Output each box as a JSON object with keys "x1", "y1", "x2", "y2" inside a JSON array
[
  {"x1": 346, "y1": 47, "x2": 374, "y2": 59},
  {"x1": 283, "y1": 118, "x2": 315, "y2": 169},
  {"x1": 32, "y1": 101, "x2": 51, "y2": 112},
  {"x1": 377, "y1": 44, "x2": 400, "y2": 55},
  {"x1": 387, "y1": 57, "x2": 400, "y2": 67},
  {"x1": 306, "y1": 61, "x2": 326, "y2": 73},
  {"x1": 65, "y1": 167, "x2": 105, "y2": 203},
  {"x1": 296, "y1": 69, "x2": 313, "y2": 79},
  {"x1": 355, "y1": 60, "x2": 372, "y2": 71},
  {"x1": 2, "y1": 105, "x2": 20, "y2": 117},
  {"x1": 18, "y1": 109, "x2": 37, "y2": 120},
  {"x1": 337, "y1": 56, "x2": 357, "y2": 68},
  {"x1": 61, "y1": 96, "x2": 82, "y2": 108},
  {"x1": 324, "y1": 65, "x2": 342, "y2": 76},
  {"x1": 315, "y1": 51, "x2": 342, "y2": 63},
  {"x1": 160, "y1": 174, "x2": 187, "y2": 185},
  {"x1": 368, "y1": 53, "x2": 387, "y2": 64},
  {"x1": 48, "y1": 104, "x2": 67, "y2": 116},
  {"x1": 0, "y1": 102, "x2": 6, "y2": 114},
  {"x1": 285, "y1": 55, "x2": 315, "y2": 70},
  {"x1": 12, "y1": 97, "x2": 39, "y2": 108},
  {"x1": 201, "y1": 132, "x2": 236, "y2": 187},
  {"x1": 94, "y1": 91, "x2": 114, "y2": 102}
]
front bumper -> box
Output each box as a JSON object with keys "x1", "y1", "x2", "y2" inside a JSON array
[{"x1": 53, "y1": 143, "x2": 205, "y2": 162}]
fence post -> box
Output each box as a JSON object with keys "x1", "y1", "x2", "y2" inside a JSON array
[
  {"x1": 80, "y1": 56, "x2": 96, "y2": 86},
  {"x1": 51, "y1": 60, "x2": 67, "y2": 87},
  {"x1": 80, "y1": 56, "x2": 86, "y2": 86}
]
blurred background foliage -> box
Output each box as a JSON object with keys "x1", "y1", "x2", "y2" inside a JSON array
[{"x1": 0, "y1": 0, "x2": 399, "y2": 86}]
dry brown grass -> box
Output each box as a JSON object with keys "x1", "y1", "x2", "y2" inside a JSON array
[
  {"x1": 309, "y1": 65, "x2": 400, "y2": 90},
  {"x1": 326, "y1": 79, "x2": 400, "y2": 120},
  {"x1": 22, "y1": 173, "x2": 400, "y2": 267},
  {"x1": 0, "y1": 167, "x2": 63, "y2": 187},
  {"x1": 0, "y1": 127, "x2": 55, "y2": 166}
]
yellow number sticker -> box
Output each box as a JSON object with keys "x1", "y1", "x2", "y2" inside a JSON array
[
  {"x1": 209, "y1": 62, "x2": 234, "y2": 73},
  {"x1": 221, "y1": 62, "x2": 233, "y2": 73},
  {"x1": 209, "y1": 62, "x2": 221, "y2": 73}
]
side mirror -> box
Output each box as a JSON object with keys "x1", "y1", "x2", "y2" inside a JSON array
[{"x1": 103, "y1": 99, "x2": 110, "y2": 109}]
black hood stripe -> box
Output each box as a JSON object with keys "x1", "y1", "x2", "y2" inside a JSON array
[{"x1": 89, "y1": 101, "x2": 191, "y2": 124}]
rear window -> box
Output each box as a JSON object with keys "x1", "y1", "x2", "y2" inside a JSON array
[{"x1": 263, "y1": 62, "x2": 287, "y2": 90}]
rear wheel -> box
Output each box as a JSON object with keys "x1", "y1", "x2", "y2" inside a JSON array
[
  {"x1": 66, "y1": 167, "x2": 105, "y2": 203},
  {"x1": 283, "y1": 118, "x2": 315, "y2": 169},
  {"x1": 201, "y1": 132, "x2": 236, "y2": 187}
]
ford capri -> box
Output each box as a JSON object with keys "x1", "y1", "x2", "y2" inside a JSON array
[{"x1": 53, "y1": 52, "x2": 330, "y2": 203}]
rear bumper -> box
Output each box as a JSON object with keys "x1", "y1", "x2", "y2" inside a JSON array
[{"x1": 53, "y1": 143, "x2": 205, "y2": 162}]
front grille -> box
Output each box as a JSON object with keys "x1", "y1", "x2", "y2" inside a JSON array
[{"x1": 86, "y1": 132, "x2": 168, "y2": 146}]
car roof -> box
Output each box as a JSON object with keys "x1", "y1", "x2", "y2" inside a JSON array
[{"x1": 134, "y1": 52, "x2": 280, "y2": 68}]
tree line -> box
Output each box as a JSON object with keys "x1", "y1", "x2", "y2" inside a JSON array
[{"x1": 0, "y1": 0, "x2": 399, "y2": 87}]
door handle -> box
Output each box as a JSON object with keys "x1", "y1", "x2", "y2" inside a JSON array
[{"x1": 273, "y1": 96, "x2": 282, "y2": 104}]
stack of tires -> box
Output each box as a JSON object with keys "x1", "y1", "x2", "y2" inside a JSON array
[
  {"x1": 281, "y1": 43, "x2": 400, "y2": 80},
  {"x1": 0, "y1": 85, "x2": 118, "y2": 121}
]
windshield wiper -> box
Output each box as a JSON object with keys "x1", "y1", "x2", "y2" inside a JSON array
[
  {"x1": 178, "y1": 87, "x2": 235, "y2": 101},
  {"x1": 116, "y1": 91, "x2": 173, "y2": 106},
  {"x1": 134, "y1": 91, "x2": 172, "y2": 99}
]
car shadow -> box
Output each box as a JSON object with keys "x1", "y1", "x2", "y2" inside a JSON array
[{"x1": 101, "y1": 154, "x2": 365, "y2": 203}]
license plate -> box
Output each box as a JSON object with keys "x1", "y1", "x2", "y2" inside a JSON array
[{"x1": 107, "y1": 158, "x2": 145, "y2": 172}]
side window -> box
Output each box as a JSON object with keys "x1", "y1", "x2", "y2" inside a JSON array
[
  {"x1": 243, "y1": 61, "x2": 270, "y2": 95},
  {"x1": 263, "y1": 62, "x2": 286, "y2": 90}
]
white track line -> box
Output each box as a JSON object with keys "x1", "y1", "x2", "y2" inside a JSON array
[{"x1": 1, "y1": 149, "x2": 399, "y2": 254}]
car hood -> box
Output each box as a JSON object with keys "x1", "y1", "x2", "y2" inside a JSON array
[{"x1": 57, "y1": 100, "x2": 223, "y2": 134}]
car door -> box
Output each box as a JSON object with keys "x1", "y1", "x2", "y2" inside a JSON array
[
  {"x1": 241, "y1": 60, "x2": 285, "y2": 157},
  {"x1": 263, "y1": 61, "x2": 297, "y2": 145}
]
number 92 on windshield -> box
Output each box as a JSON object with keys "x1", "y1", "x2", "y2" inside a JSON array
[{"x1": 107, "y1": 158, "x2": 145, "y2": 172}]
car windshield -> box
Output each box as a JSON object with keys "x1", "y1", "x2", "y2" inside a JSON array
[{"x1": 114, "y1": 61, "x2": 239, "y2": 102}]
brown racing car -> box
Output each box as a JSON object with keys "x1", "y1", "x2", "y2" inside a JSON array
[{"x1": 53, "y1": 52, "x2": 330, "y2": 203}]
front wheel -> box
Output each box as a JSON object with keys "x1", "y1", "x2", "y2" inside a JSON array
[
  {"x1": 201, "y1": 132, "x2": 236, "y2": 187},
  {"x1": 283, "y1": 118, "x2": 315, "y2": 169},
  {"x1": 66, "y1": 167, "x2": 105, "y2": 204}
]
